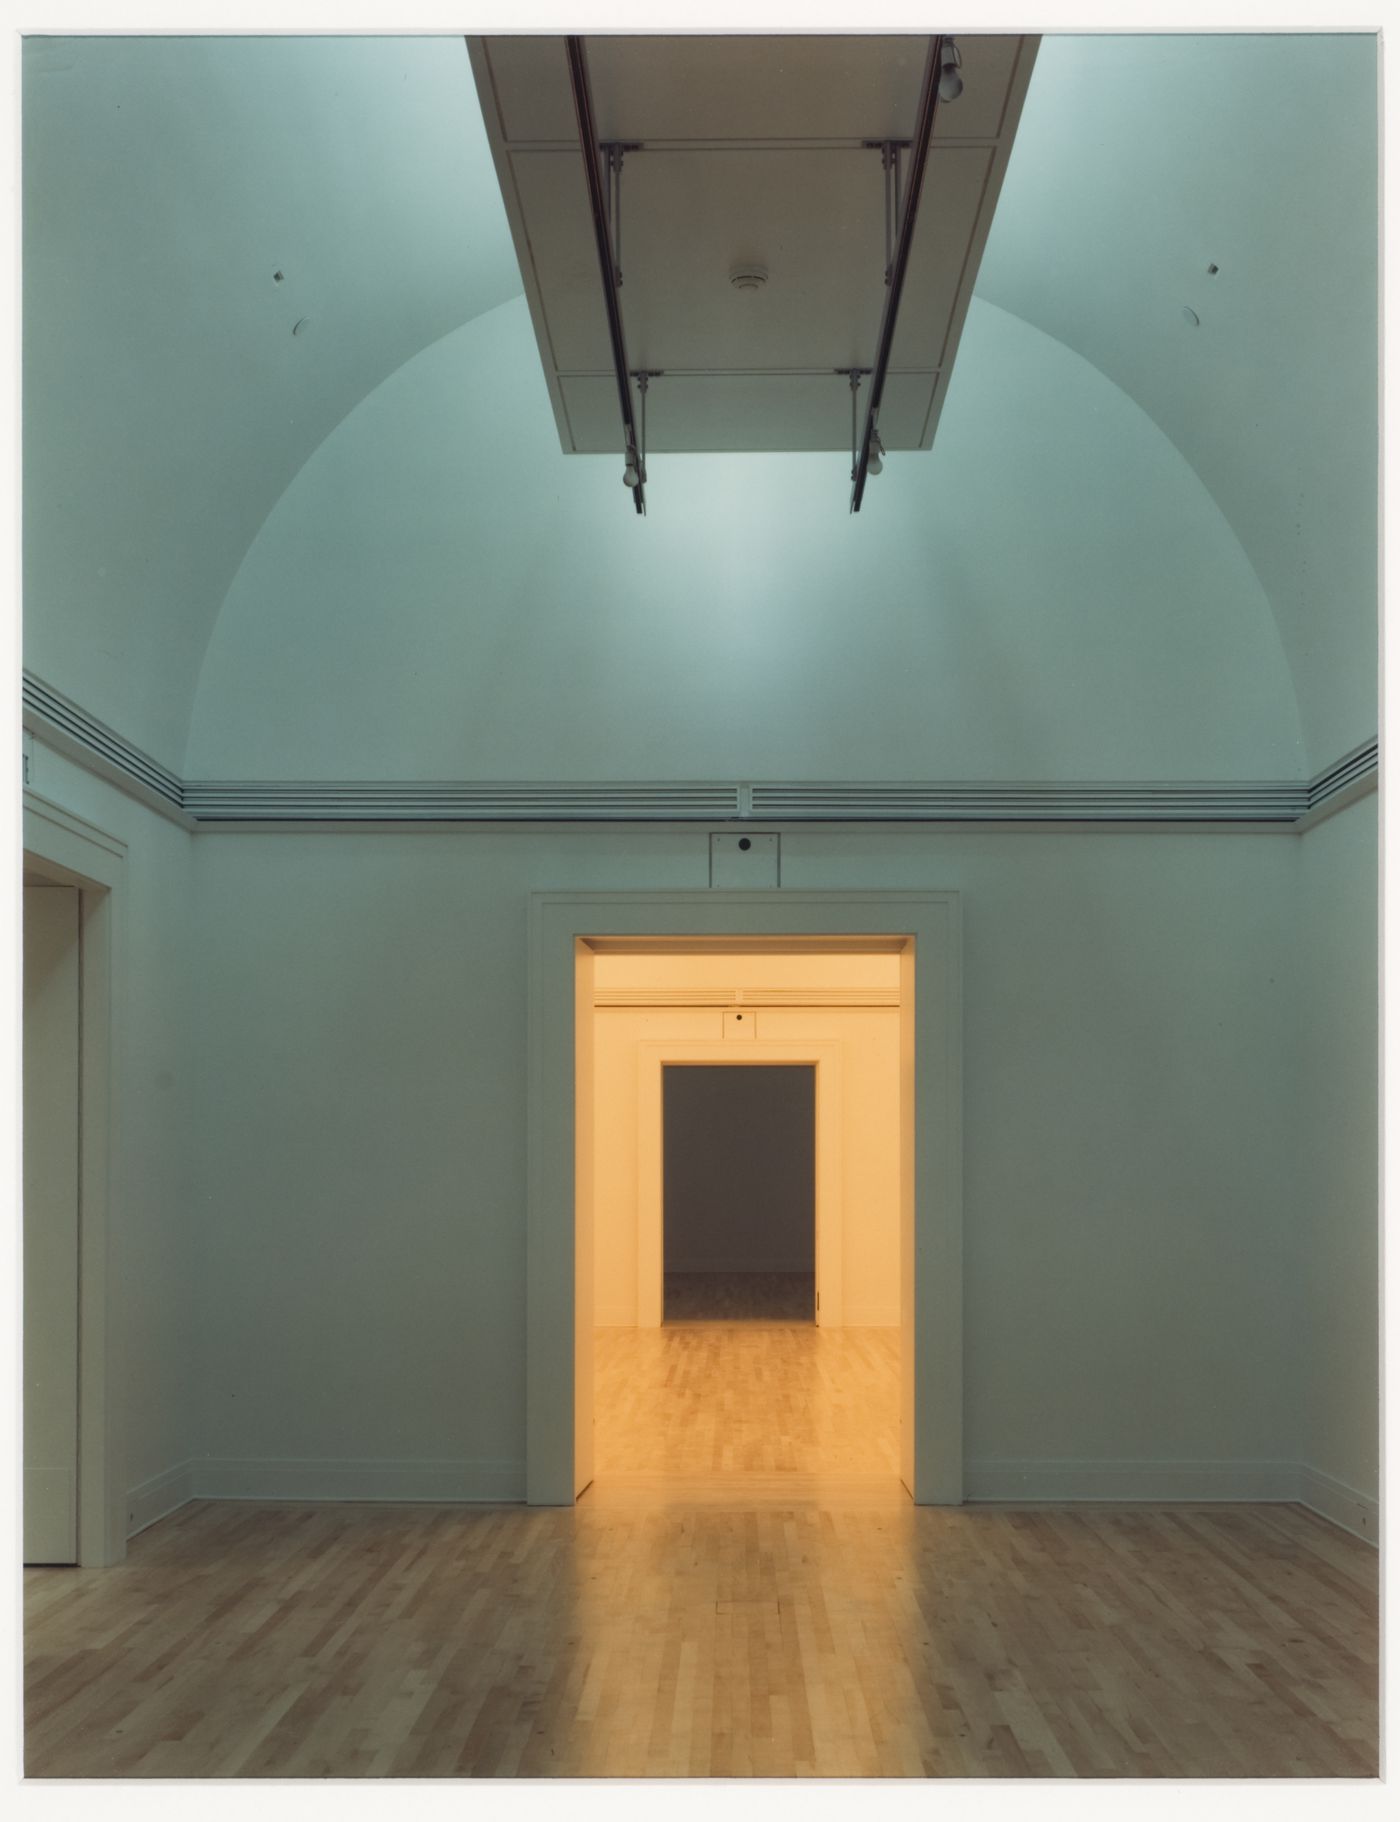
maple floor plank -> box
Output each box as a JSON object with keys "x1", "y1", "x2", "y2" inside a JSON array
[{"x1": 24, "y1": 1321, "x2": 1378, "y2": 1779}]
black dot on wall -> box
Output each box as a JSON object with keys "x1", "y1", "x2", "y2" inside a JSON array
[{"x1": 738, "y1": 838, "x2": 752, "y2": 851}]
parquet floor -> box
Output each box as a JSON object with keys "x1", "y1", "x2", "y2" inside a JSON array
[
  {"x1": 24, "y1": 1317, "x2": 1379, "y2": 1779},
  {"x1": 595, "y1": 1318, "x2": 899, "y2": 1477}
]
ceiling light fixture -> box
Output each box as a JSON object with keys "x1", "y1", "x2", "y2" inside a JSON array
[
  {"x1": 851, "y1": 34, "x2": 945, "y2": 511},
  {"x1": 866, "y1": 428, "x2": 885, "y2": 476},
  {"x1": 938, "y1": 38, "x2": 964, "y2": 103},
  {"x1": 566, "y1": 36, "x2": 647, "y2": 513}
]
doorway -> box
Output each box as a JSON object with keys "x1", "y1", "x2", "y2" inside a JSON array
[
  {"x1": 22, "y1": 795, "x2": 126, "y2": 1566},
  {"x1": 23, "y1": 879, "x2": 81, "y2": 1564},
  {"x1": 662, "y1": 1063, "x2": 815, "y2": 1323},
  {"x1": 526, "y1": 889, "x2": 963, "y2": 1507}
]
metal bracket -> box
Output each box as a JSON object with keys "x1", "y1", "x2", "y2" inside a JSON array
[
  {"x1": 864, "y1": 140, "x2": 910, "y2": 284},
  {"x1": 600, "y1": 142, "x2": 642, "y2": 287},
  {"x1": 631, "y1": 370, "x2": 664, "y2": 483},
  {"x1": 837, "y1": 369, "x2": 872, "y2": 483}
]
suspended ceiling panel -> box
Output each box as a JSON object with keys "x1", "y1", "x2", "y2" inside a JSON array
[{"x1": 469, "y1": 34, "x2": 1039, "y2": 455}]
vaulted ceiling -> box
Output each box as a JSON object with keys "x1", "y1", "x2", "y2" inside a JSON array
[{"x1": 22, "y1": 33, "x2": 1378, "y2": 780}]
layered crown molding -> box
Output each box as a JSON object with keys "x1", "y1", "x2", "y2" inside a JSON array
[{"x1": 22, "y1": 670, "x2": 1376, "y2": 834}]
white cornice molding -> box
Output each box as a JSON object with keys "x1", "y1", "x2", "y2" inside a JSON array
[
  {"x1": 22, "y1": 670, "x2": 1377, "y2": 832},
  {"x1": 22, "y1": 674, "x2": 192, "y2": 829}
]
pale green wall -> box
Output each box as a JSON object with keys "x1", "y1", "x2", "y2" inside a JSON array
[
  {"x1": 189, "y1": 824, "x2": 1305, "y2": 1488},
  {"x1": 22, "y1": 35, "x2": 517, "y2": 769},
  {"x1": 24, "y1": 742, "x2": 199, "y2": 1506},
  {"x1": 187, "y1": 297, "x2": 1302, "y2": 785},
  {"x1": 18, "y1": 31, "x2": 1379, "y2": 1522},
  {"x1": 978, "y1": 35, "x2": 1379, "y2": 770},
  {"x1": 23, "y1": 35, "x2": 1374, "y2": 780},
  {"x1": 21, "y1": 746, "x2": 1374, "y2": 1513},
  {"x1": 1297, "y1": 796, "x2": 1379, "y2": 1512}
]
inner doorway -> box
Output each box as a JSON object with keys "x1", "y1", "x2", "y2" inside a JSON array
[
  {"x1": 586, "y1": 942, "x2": 902, "y2": 1494},
  {"x1": 663, "y1": 1063, "x2": 815, "y2": 1323},
  {"x1": 23, "y1": 877, "x2": 82, "y2": 1565}
]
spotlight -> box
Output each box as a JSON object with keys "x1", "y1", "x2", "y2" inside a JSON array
[
  {"x1": 622, "y1": 449, "x2": 639, "y2": 488},
  {"x1": 867, "y1": 430, "x2": 885, "y2": 477},
  {"x1": 938, "y1": 38, "x2": 963, "y2": 104}
]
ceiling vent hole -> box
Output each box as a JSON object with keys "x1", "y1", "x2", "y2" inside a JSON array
[
  {"x1": 273, "y1": 270, "x2": 285, "y2": 283},
  {"x1": 1206, "y1": 263, "x2": 1219, "y2": 275}
]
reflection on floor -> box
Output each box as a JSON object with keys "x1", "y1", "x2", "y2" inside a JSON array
[
  {"x1": 21, "y1": 1312, "x2": 1382, "y2": 1779},
  {"x1": 594, "y1": 1319, "x2": 899, "y2": 1481},
  {"x1": 664, "y1": 1270, "x2": 814, "y2": 1323},
  {"x1": 25, "y1": 1494, "x2": 1379, "y2": 1777}
]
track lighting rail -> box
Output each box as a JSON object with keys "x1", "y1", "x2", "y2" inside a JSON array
[
  {"x1": 851, "y1": 34, "x2": 947, "y2": 513},
  {"x1": 566, "y1": 37, "x2": 647, "y2": 514}
]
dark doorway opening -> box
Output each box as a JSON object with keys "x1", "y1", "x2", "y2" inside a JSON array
[{"x1": 662, "y1": 1064, "x2": 816, "y2": 1322}]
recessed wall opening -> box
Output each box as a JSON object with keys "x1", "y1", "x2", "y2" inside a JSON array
[
  {"x1": 581, "y1": 936, "x2": 908, "y2": 1496},
  {"x1": 23, "y1": 872, "x2": 82, "y2": 1566},
  {"x1": 662, "y1": 1063, "x2": 816, "y2": 1324},
  {"x1": 527, "y1": 891, "x2": 962, "y2": 1509},
  {"x1": 21, "y1": 803, "x2": 125, "y2": 1566}
]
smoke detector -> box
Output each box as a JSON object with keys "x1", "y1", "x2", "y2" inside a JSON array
[{"x1": 729, "y1": 264, "x2": 769, "y2": 292}]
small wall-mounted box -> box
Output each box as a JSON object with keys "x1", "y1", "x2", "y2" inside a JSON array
[{"x1": 710, "y1": 832, "x2": 780, "y2": 888}]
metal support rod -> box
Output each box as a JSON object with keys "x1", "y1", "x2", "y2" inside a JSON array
[
  {"x1": 566, "y1": 40, "x2": 645, "y2": 515},
  {"x1": 636, "y1": 371, "x2": 648, "y2": 481},
  {"x1": 851, "y1": 35, "x2": 945, "y2": 513},
  {"x1": 836, "y1": 369, "x2": 870, "y2": 481},
  {"x1": 849, "y1": 372, "x2": 862, "y2": 480},
  {"x1": 882, "y1": 144, "x2": 895, "y2": 284}
]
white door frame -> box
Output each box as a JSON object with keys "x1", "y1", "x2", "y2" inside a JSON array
[
  {"x1": 23, "y1": 793, "x2": 128, "y2": 1565},
  {"x1": 526, "y1": 889, "x2": 962, "y2": 1507},
  {"x1": 637, "y1": 1040, "x2": 842, "y2": 1328}
]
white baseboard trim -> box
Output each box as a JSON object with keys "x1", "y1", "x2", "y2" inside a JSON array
[
  {"x1": 127, "y1": 1461, "x2": 197, "y2": 1538},
  {"x1": 131, "y1": 1455, "x2": 1377, "y2": 1541},
  {"x1": 190, "y1": 1457, "x2": 527, "y2": 1504},
  {"x1": 1297, "y1": 1464, "x2": 1378, "y2": 1543},
  {"x1": 665, "y1": 1263, "x2": 815, "y2": 1276},
  {"x1": 842, "y1": 1304, "x2": 899, "y2": 1328},
  {"x1": 964, "y1": 1457, "x2": 1300, "y2": 1504}
]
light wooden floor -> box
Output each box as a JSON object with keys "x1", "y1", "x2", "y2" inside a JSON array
[
  {"x1": 24, "y1": 1320, "x2": 1379, "y2": 1779},
  {"x1": 595, "y1": 1319, "x2": 899, "y2": 1478}
]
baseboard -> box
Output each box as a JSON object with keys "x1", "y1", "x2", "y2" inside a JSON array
[
  {"x1": 664, "y1": 1264, "x2": 816, "y2": 1276},
  {"x1": 1296, "y1": 1464, "x2": 1378, "y2": 1543},
  {"x1": 841, "y1": 1304, "x2": 899, "y2": 1328},
  {"x1": 130, "y1": 1455, "x2": 1377, "y2": 1539},
  {"x1": 190, "y1": 1456, "x2": 527, "y2": 1504},
  {"x1": 595, "y1": 1307, "x2": 897, "y2": 1327},
  {"x1": 964, "y1": 1457, "x2": 1300, "y2": 1504},
  {"x1": 127, "y1": 1461, "x2": 197, "y2": 1538}
]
